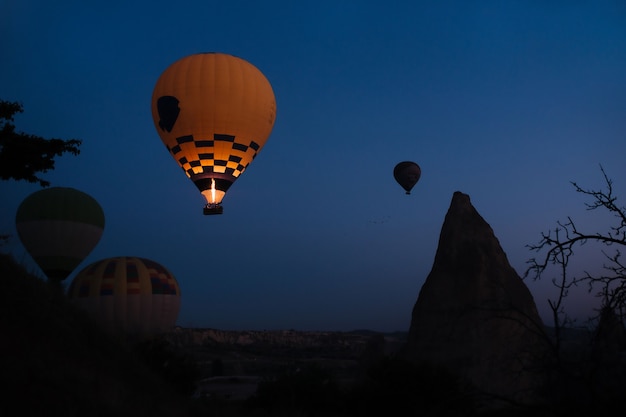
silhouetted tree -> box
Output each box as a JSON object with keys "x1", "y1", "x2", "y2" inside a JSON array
[
  {"x1": 210, "y1": 358, "x2": 224, "y2": 377},
  {"x1": 526, "y1": 165, "x2": 626, "y2": 333},
  {"x1": 525, "y1": 166, "x2": 626, "y2": 414},
  {"x1": 0, "y1": 99, "x2": 82, "y2": 187}
]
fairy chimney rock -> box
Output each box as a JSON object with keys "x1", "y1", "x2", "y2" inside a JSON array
[{"x1": 404, "y1": 191, "x2": 549, "y2": 405}]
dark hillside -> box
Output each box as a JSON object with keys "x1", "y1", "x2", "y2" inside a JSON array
[
  {"x1": 5, "y1": 249, "x2": 623, "y2": 417},
  {"x1": 0, "y1": 252, "x2": 475, "y2": 416},
  {"x1": 0, "y1": 253, "x2": 202, "y2": 417}
]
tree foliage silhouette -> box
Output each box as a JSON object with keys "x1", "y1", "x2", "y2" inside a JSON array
[{"x1": 0, "y1": 99, "x2": 82, "y2": 187}]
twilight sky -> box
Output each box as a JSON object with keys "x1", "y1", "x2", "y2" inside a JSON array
[{"x1": 1, "y1": 0, "x2": 625, "y2": 332}]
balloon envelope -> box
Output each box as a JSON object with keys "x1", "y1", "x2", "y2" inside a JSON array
[
  {"x1": 15, "y1": 187, "x2": 105, "y2": 282},
  {"x1": 67, "y1": 256, "x2": 181, "y2": 337},
  {"x1": 151, "y1": 52, "x2": 277, "y2": 214},
  {"x1": 393, "y1": 161, "x2": 421, "y2": 194}
]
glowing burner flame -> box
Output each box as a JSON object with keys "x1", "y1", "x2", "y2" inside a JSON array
[{"x1": 210, "y1": 178, "x2": 216, "y2": 203}]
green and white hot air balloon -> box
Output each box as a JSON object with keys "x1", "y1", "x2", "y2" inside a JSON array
[{"x1": 15, "y1": 187, "x2": 105, "y2": 283}]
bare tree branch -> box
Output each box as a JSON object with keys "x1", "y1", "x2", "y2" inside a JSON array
[{"x1": 524, "y1": 165, "x2": 626, "y2": 335}]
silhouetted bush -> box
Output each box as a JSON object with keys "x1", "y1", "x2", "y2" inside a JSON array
[
  {"x1": 345, "y1": 356, "x2": 476, "y2": 416},
  {"x1": 133, "y1": 336, "x2": 200, "y2": 396},
  {"x1": 245, "y1": 362, "x2": 344, "y2": 416},
  {"x1": 242, "y1": 356, "x2": 477, "y2": 417}
]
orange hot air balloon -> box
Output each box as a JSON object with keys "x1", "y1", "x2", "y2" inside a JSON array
[
  {"x1": 151, "y1": 53, "x2": 277, "y2": 215},
  {"x1": 393, "y1": 161, "x2": 421, "y2": 195},
  {"x1": 67, "y1": 256, "x2": 181, "y2": 338}
]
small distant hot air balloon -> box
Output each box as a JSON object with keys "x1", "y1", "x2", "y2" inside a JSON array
[
  {"x1": 394, "y1": 161, "x2": 421, "y2": 195},
  {"x1": 151, "y1": 52, "x2": 277, "y2": 215},
  {"x1": 15, "y1": 187, "x2": 105, "y2": 283},
  {"x1": 67, "y1": 256, "x2": 181, "y2": 337}
]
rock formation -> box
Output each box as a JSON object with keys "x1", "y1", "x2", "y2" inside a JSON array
[{"x1": 403, "y1": 192, "x2": 550, "y2": 406}]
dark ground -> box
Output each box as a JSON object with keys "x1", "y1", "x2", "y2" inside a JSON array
[{"x1": 2, "y1": 252, "x2": 624, "y2": 416}]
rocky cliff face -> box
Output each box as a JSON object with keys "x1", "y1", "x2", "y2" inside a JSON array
[{"x1": 403, "y1": 192, "x2": 551, "y2": 405}]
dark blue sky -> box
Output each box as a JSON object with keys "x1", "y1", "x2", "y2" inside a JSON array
[{"x1": 1, "y1": 1, "x2": 625, "y2": 331}]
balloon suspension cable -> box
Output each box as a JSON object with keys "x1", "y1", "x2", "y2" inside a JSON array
[{"x1": 203, "y1": 202, "x2": 224, "y2": 215}]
